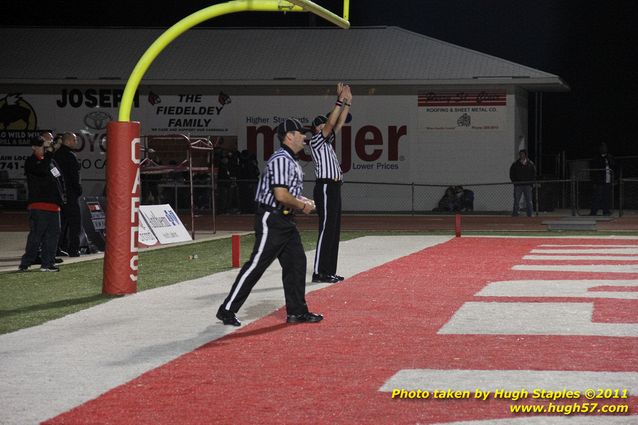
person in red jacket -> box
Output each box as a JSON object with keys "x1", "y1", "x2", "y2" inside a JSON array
[{"x1": 18, "y1": 133, "x2": 66, "y2": 272}]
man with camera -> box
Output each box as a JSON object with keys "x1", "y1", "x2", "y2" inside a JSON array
[{"x1": 18, "y1": 132, "x2": 66, "y2": 272}]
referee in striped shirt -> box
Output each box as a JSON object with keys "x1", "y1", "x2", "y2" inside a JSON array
[
  {"x1": 216, "y1": 118, "x2": 323, "y2": 326},
  {"x1": 309, "y1": 83, "x2": 352, "y2": 283}
]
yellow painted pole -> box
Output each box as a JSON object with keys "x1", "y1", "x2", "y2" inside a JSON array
[
  {"x1": 119, "y1": 1, "x2": 302, "y2": 121},
  {"x1": 343, "y1": 0, "x2": 350, "y2": 21},
  {"x1": 106, "y1": 0, "x2": 349, "y2": 295},
  {"x1": 287, "y1": 0, "x2": 350, "y2": 29}
]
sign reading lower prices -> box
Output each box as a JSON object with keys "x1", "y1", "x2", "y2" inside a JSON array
[{"x1": 139, "y1": 204, "x2": 192, "y2": 245}]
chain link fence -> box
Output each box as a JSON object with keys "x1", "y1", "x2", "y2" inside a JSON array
[
  {"x1": 332, "y1": 180, "x2": 528, "y2": 214},
  {"x1": 297, "y1": 175, "x2": 636, "y2": 216},
  {"x1": 3, "y1": 175, "x2": 637, "y2": 217},
  {"x1": 620, "y1": 178, "x2": 638, "y2": 215}
]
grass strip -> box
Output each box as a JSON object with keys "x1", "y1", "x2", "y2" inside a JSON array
[{"x1": 0, "y1": 230, "x2": 371, "y2": 334}]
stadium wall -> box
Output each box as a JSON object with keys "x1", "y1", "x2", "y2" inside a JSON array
[{"x1": 0, "y1": 85, "x2": 525, "y2": 211}]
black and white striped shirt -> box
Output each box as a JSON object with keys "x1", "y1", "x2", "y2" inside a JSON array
[
  {"x1": 255, "y1": 145, "x2": 304, "y2": 208},
  {"x1": 309, "y1": 131, "x2": 342, "y2": 180}
]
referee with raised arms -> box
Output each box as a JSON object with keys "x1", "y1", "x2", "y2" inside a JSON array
[
  {"x1": 309, "y1": 83, "x2": 352, "y2": 283},
  {"x1": 216, "y1": 118, "x2": 323, "y2": 326}
]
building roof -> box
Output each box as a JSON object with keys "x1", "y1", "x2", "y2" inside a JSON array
[{"x1": 1, "y1": 26, "x2": 567, "y2": 91}]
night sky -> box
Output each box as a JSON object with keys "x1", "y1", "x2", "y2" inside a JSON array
[{"x1": 4, "y1": 0, "x2": 637, "y2": 163}]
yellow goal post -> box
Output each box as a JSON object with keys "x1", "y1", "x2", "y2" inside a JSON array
[{"x1": 104, "y1": 0, "x2": 350, "y2": 295}]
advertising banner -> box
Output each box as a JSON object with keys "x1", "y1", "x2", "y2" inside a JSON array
[
  {"x1": 0, "y1": 88, "x2": 516, "y2": 211},
  {"x1": 417, "y1": 91, "x2": 506, "y2": 131},
  {"x1": 0, "y1": 90, "x2": 412, "y2": 184},
  {"x1": 239, "y1": 95, "x2": 411, "y2": 184},
  {"x1": 139, "y1": 204, "x2": 191, "y2": 245}
]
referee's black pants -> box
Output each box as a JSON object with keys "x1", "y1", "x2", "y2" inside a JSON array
[
  {"x1": 313, "y1": 180, "x2": 342, "y2": 276},
  {"x1": 220, "y1": 209, "x2": 309, "y2": 316}
]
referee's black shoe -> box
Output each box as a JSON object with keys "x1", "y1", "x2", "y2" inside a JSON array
[
  {"x1": 287, "y1": 312, "x2": 324, "y2": 324},
  {"x1": 216, "y1": 307, "x2": 241, "y2": 326},
  {"x1": 312, "y1": 273, "x2": 340, "y2": 283}
]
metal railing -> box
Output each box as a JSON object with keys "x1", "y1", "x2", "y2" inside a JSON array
[{"x1": 3, "y1": 174, "x2": 637, "y2": 217}]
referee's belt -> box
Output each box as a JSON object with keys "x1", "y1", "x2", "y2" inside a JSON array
[
  {"x1": 258, "y1": 203, "x2": 294, "y2": 216},
  {"x1": 316, "y1": 178, "x2": 342, "y2": 184}
]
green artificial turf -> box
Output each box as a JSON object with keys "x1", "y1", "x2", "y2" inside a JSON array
[{"x1": 0, "y1": 231, "x2": 370, "y2": 335}]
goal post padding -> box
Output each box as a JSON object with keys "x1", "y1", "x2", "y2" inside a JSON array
[{"x1": 103, "y1": 121, "x2": 140, "y2": 295}]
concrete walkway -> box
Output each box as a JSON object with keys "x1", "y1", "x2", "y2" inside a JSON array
[{"x1": 0, "y1": 235, "x2": 452, "y2": 425}]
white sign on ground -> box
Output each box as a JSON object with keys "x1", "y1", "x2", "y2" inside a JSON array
[
  {"x1": 138, "y1": 213, "x2": 159, "y2": 246},
  {"x1": 139, "y1": 204, "x2": 191, "y2": 244}
]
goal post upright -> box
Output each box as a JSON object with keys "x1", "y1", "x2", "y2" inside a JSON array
[{"x1": 104, "y1": 0, "x2": 350, "y2": 295}]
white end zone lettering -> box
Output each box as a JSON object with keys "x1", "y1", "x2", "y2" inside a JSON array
[{"x1": 129, "y1": 137, "x2": 141, "y2": 281}]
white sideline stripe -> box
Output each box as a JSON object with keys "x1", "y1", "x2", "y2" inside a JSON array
[
  {"x1": 437, "y1": 302, "x2": 638, "y2": 336},
  {"x1": 225, "y1": 212, "x2": 270, "y2": 310},
  {"x1": 379, "y1": 369, "x2": 638, "y2": 394},
  {"x1": 513, "y1": 264, "x2": 638, "y2": 273},
  {"x1": 531, "y1": 248, "x2": 638, "y2": 254},
  {"x1": 476, "y1": 279, "x2": 638, "y2": 299},
  {"x1": 524, "y1": 255, "x2": 638, "y2": 261},
  {"x1": 313, "y1": 183, "x2": 329, "y2": 274},
  {"x1": 540, "y1": 244, "x2": 638, "y2": 247}
]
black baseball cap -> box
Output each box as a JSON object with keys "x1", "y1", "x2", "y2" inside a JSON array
[
  {"x1": 312, "y1": 115, "x2": 328, "y2": 128},
  {"x1": 276, "y1": 118, "x2": 305, "y2": 141}
]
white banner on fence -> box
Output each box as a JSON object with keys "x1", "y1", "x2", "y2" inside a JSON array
[{"x1": 139, "y1": 204, "x2": 191, "y2": 245}]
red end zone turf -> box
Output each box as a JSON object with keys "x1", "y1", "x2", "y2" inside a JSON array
[{"x1": 46, "y1": 237, "x2": 638, "y2": 424}]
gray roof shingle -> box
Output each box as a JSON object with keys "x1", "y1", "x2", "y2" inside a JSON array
[{"x1": 1, "y1": 26, "x2": 567, "y2": 90}]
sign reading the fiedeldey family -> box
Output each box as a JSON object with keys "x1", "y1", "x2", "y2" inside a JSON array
[
  {"x1": 139, "y1": 204, "x2": 191, "y2": 245},
  {"x1": 417, "y1": 91, "x2": 506, "y2": 131},
  {"x1": 147, "y1": 92, "x2": 233, "y2": 134}
]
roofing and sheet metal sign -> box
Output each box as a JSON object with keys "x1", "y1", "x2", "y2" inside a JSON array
[
  {"x1": 139, "y1": 204, "x2": 191, "y2": 245},
  {"x1": 417, "y1": 91, "x2": 507, "y2": 131}
]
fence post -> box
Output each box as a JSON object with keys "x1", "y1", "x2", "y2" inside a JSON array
[
  {"x1": 619, "y1": 168, "x2": 624, "y2": 217},
  {"x1": 411, "y1": 183, "x2": 414, "y2": 215},
  {"x1": 534, "y1": 180, "x2": 539, "y2": 216},
  {"x1": 570, "y1": 174, "x2": 577, "y2": 217}
]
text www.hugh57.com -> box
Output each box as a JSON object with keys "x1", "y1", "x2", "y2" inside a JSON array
[{"x1": 511, "y1": 402, "x2": 629, "y2": 415}]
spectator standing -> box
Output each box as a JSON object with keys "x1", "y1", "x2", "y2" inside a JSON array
[
  {"x1": 509, "y1": 149, "x2": 536, "y2": 217},
  {"x1": 54, "y1": 132, "x2": 82, "y2": 256},
  {"x1": 18, "y1": 133, "x2": 66, "y2": 272},
  {"x1": 590, "y1": 142, "x2": 615, "y2": 216}
]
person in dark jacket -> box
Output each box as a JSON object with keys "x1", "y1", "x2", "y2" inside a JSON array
[
  {"x1": 509, "y1": 149, "x2": 536, "y2": 217},
  {"x1": 18, "y1": 133, "x2": 66, "y2": 272},
  {"x1": 590, "y1": 142, "x2": 614, "y2": 216},
  {"x1": 54, "y1": 132, "x2": 82, "y2": 256}
]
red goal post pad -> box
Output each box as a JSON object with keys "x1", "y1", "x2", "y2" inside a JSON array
[{"x1": 103, "y1": 121, "x2": 141, "y2": 295}]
